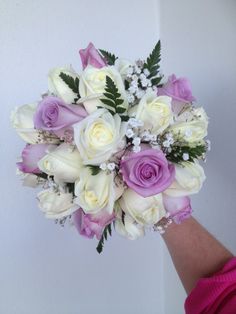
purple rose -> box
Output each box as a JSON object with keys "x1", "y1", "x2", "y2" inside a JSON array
[
  {"x1": 17, "y1": 143, "x2": 55, "y2": 174},
  {"x1": 79, "y1": 42, "x2": 107, "y2": 70},
  {"x1": 73, "y1": 208, "x2": 115, "y2": 240},
  {"x1": 120, "y1": 147, "x2": 175, "y2": 197},
  {"x1": 34, "y1": 96, "x2": 87, "y2": 137},
  {"x1": 158, "y1": 74, "x2": 196, "y2": 103},
  {"x1": 163, "y1": 194, "x2": 192, "y2": 224}
]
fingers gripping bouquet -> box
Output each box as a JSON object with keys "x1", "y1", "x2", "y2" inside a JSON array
[{"x1": 12, "y1": 41, "x2": 209, "y2": 253}]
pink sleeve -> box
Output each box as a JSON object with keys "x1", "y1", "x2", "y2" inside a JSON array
[{"x1": 185, "y1": 257, "x2": 236, "y2": 314}]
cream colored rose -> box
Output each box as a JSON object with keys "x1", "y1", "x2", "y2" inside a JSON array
[
  {"x1": 165, "y1": 161, "x2": 206, "y2": 197},
  {"x1": 73, "y1": 108, "x2": 126, "y2": 165},
  {"x1": 48, "y1": 67, "x2": 79, "y2": 104},
  {"x1": 11, "y1": 103, "x2": 59, "y2": 144},
  {"x1": 11, "y1": 104, "x2": 40, "y2": 144},
  {"x1": 119, "y1": 188, "x2": 166, "y2": 226},
  {"x1": 134, "y1": 91, "x2": 173, "y2": 135},
  {"x1": 115, "y1": 59, "x2": 133, "y2": 79},
  {"x1": 37, "y1": 189, "x2": 78, "y2": 219},
  {"x1": 74, "y1": 168, "x2": 115, "y2": 214},
  {"x1": 16, "y1": 169, "x2": 40, "y2": 188},
  {"x1": 170, "y1": 107, "x2": 208, "y2": 142},
  {"x1": 115, "y1": 213, "x2": 145, "y2": 240},
  {"x1": 79, "y1": 65, "x2": 128, "y2": 113},
  {"x1": 38, "y1": 143, "x2": 82, "y2": 183}
]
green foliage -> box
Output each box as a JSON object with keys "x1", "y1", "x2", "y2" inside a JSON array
[
  {"x1": 143, "y1": 41, "x2": 162, "y2": 85},
  {"x1": 36, "y1": 172, "x2": 48, "y2": 180},
  {"x1": 120, "y1": 115, "x2": 129, "y2": 122},
  {"x1": 100, "y1": 76, "x2": 128, "y2": 121},
  {"x1": 166, "y1": 144, "x2": 206, "y2": 163},
  {"x1": 121, "y1": 211, "x2": 125, "y2": 225},
  {"x1": 151, "y1": 76, "x2": 162, "y2": 86},
  {"x1": 87, "y1": 165, "x2": 101, "y2": 176},
  {"x1": 99, "y1": 49, "x2": 118, "y2": 65},
  {"x1": 59, "y1": 72, "x2": 80, "y2": 98},
  {"x1": 96, "y1": 224, "x2": 112, "y2": 254},
  {"x1": 67, "y1": 182, "x2": 75, "y2": 195}
]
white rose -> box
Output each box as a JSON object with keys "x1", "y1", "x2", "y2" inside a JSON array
[
  {"x1": 165, "y1": 161, "x2": 206, "y2": 197},
  {"x1": 11, "y1": 103, "x2": 59, "y2": 144},
  {"x1": 115, "y1": 213, "x2": 145, "y2": 240},
  {"x1": 74, "y1": 168, "x2": 115, "y2": 214},
  {"x1": 38, "y1": 143, "x2": 82, "y2": 183},
  {"x1": 73, "y1": 108, "x2": 126, "y2": 165},
  {"x1": 79, "y1": 65, "x2": 128, "y2": 113},
  {"x1": 11, "y1": 104, "x2": 40, "y2": 144},
  {"x1": 170, "y1": 107, "x2": 208, "y2": 142},
  {"x1": 119, "y1": 189, "x2": 166, "y2": 226},
  {"x1": 16, "y1": 169, "x2": 40, "y2": 188},
  {"x1": 48, "y1": 67, "x2": 79, "y2": 104},
  {"x1": 134, "y1": 91, "x2": 173, "y2": 135},
  {"x1": 37, "y1": 189, "x2": 78, "y2": 219},
  {"x1": 115, "y1": 59, "x2": 133, "y2": 79}
]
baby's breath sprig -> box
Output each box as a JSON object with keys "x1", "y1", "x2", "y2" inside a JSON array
[
  {"x1": 125, "y1": 60, "x2": 160, "y2": 106},
  {"x1": 55, "y1": 215, "x2": 72, "y2": 228},
  {"x1": 166, "y1": 143, "x2": 207, "y2": 163},
  {"x1": 36, "y1": 130, "x2": 60, "y2": 144}
]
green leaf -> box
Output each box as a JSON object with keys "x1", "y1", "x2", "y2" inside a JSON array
[
  {"x1": 67, "y1": 183, "x2": 75, "y2": 195},
  {"x1": 104, "y1": 228, "x2": 108, "y2": 240},
  {"x1": 59, "y1": 72, "x2": 80, "y2": 97},
  {"x1": 100, "y1": 98, "x2": 116, "y2": 108},
  {"x1": 96, "y1": 224, "x2": 112, "y2": 254},
  {"x1": 96, "y1": 239, "x2": 103, "y2": 254},
  {"x1": 143, "y1": 40, "x2": 161, "y2": 79},
  {"x1": 116, "y1": 106, "x2": 126, "y2": 114},
  {"x1": 115, "y1": 99, "x2": 124, "y2": 106},
  {"x1": 99, "y1": 49, "x2": 118, "y2": 65},
  {"x1": 100, "y1": 76, "x2": 125, "y2": 116},
  {"x1": 151, "y1": 76, "x2": 162, "y2": 86},
  {"x1": 121, "y1": 211, "x2": 125, "y2": 225},
  {"x1": 87, "y1": 165, "x2": 101, "y2": 175},
  {"x1": 103, "y1": 92, "x2": 115, "y2": 99},
  {"x1": 120, "y1": 115, "x2": 129, "y2": 122},
  {"x1": 36, "y1": 172, "x2": 48, "y2": 180},
  {"x1": 166, "y1": 144, "x2": 207, "y2": 164},
  {"x1": 107, "y1": 224, "x2": 112, "y2": 236},
  {"x1": 124, "y1": 80, "x2": 130, "y2": 90}
]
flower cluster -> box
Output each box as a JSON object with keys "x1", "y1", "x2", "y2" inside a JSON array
[{"x1": 12, "y1": 41, "x2": 209, "y2": 253}]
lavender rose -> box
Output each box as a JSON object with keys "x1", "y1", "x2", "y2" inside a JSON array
[
  {"x1": 158, "y1": 74, "x2": 196, "y2": 114},
  {"x1": 79, "y1": 42, "x2": 106, "y2": 70},
  {"x1": 34, "y1": 96, "x2": 87, "y2": 137},
  {"x1": 73, "y1": 208, "x2": 115, "y2": 240},
  {"x1": 158, "y1": 74, "x2": 195, "y2": 102},
  {"x1": 17, "y1": 143, "x2": 56, "y2": 174},
  {"x1": 120, "y1": 147, "x2": 175, "y2": 197}
]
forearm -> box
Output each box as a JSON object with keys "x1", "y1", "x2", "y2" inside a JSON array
[{"x1": 162, "y1": 217, "x2": 233, "y2": 294}]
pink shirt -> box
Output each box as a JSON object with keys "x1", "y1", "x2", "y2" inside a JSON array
[{"x1": 185, "y1": 257, "x2": 236, "y2": 313}]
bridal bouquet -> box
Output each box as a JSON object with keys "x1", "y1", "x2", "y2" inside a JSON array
[{"x1": 12, "y1": 41, "x2": 209, "y2": 253}]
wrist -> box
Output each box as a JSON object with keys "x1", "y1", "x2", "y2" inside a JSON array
[{"x1": 153, "y1": 194, "x2": 193, "y2": 234}]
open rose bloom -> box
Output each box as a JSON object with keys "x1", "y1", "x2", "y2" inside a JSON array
[{"x1": 12, "y1": 41, "x2": 209, "y2": 253}]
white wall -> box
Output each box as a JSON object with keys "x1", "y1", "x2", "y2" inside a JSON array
[
  {"x1": 0, "y1": 1, "x2": 164, "y2": 314},
  {"x1": 1, "y1": 0, "x2": 235, "y2": 313},
  {"x1": 160, "y1": 1, "x2": 236, "y2": 313}
]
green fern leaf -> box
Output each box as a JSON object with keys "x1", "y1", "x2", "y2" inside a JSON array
[
  {"x1": 143, "y1": 41, "x2": 161, "y2": 79},
  {"x1": 99, "y1": 49, "x2": 118, "y2": 65},
  {"x1": 59, "y1": 72, "x2": 80, "y2": 97}
]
